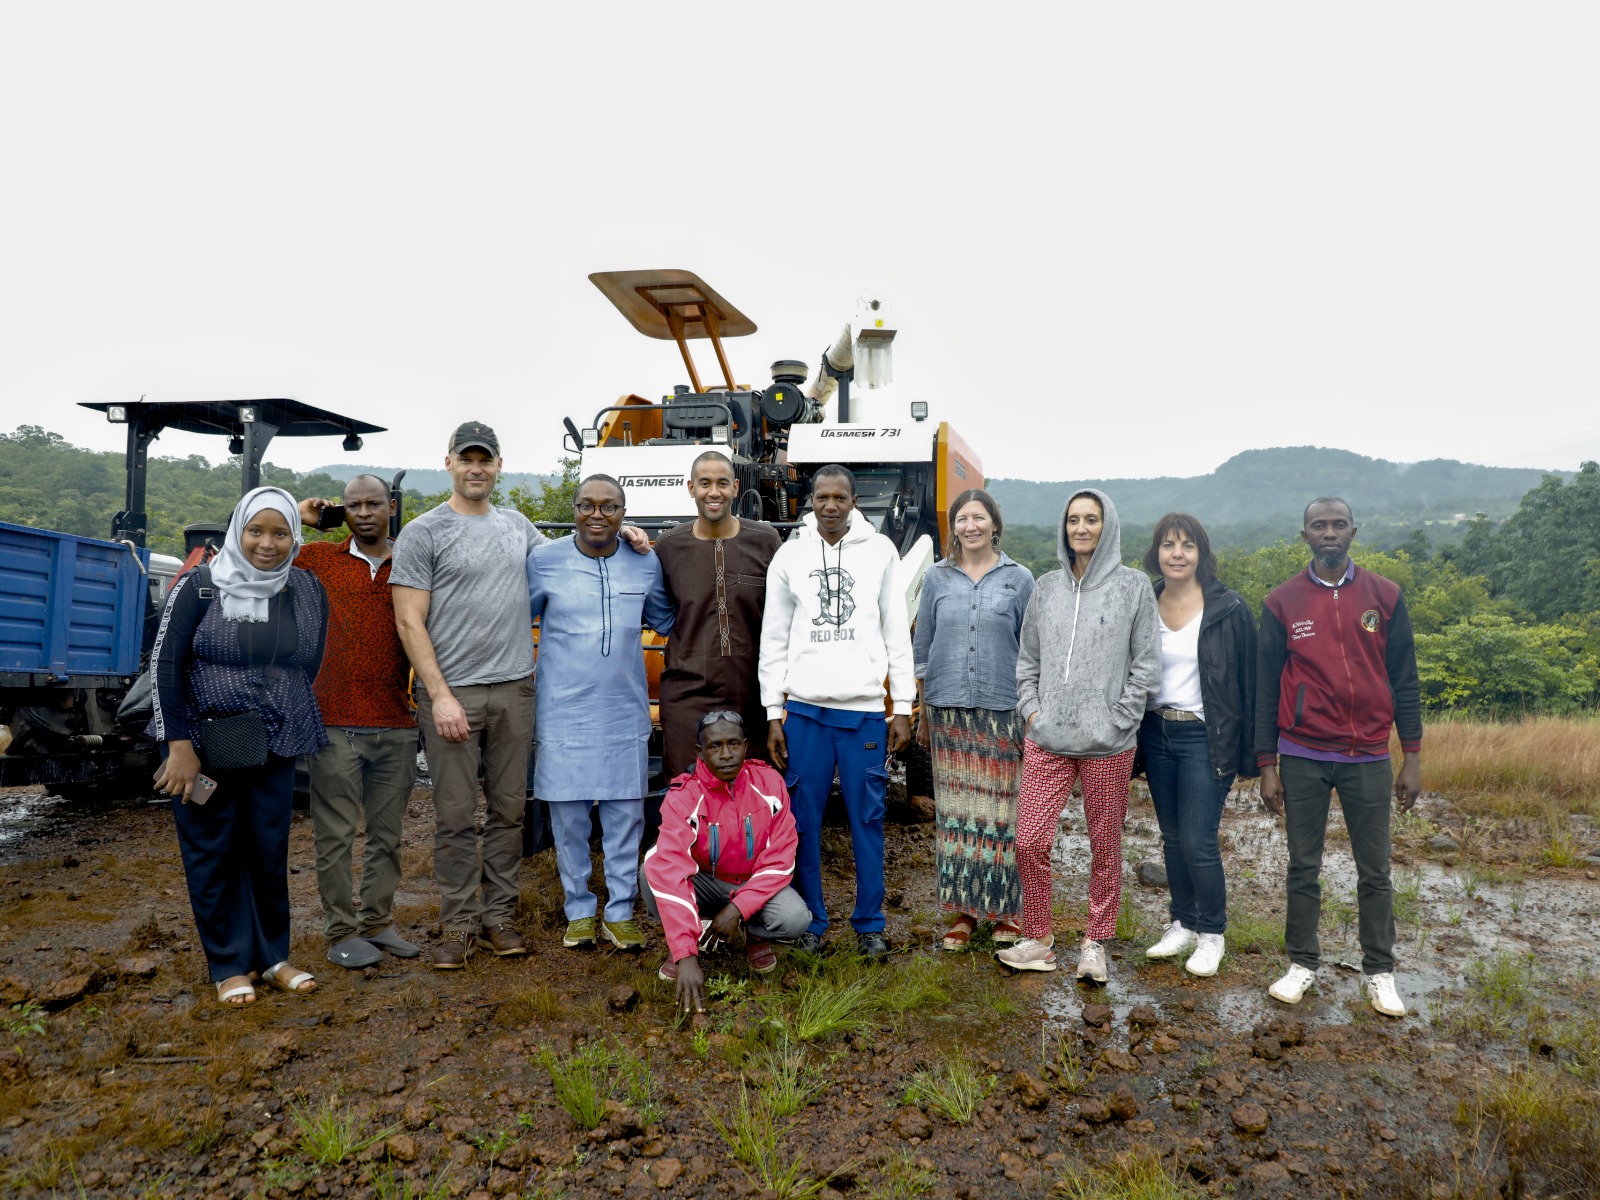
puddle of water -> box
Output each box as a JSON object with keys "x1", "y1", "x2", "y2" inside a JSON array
[
  {"x1": 0, "y1": 786, "x2": 158, "y2": 861},
  {"x1": 1035, "y1": 790, "x2": 1600, "y2": 1035},
  {"x1": 0, "y1": 788, "x2": 71, "y2": 852}
]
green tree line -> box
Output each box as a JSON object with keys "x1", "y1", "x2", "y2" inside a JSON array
[
  {"x1": 0, "y1": 425, "x2": 348, "y2": 555},
  {"x1": 5, "y1": 425, "x2": 1596, "y2": 716},
  {"x1": 1000, "y1": 465, "x2": 1600, "y2": 717}
]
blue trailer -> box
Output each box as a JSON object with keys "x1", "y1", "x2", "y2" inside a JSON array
[
  {"x1": 0, "y1": 522, "x2": 165, "y2": 795},
  {"x1": 0, "y1": 522, "x2": 149, "y2": 687},
  {"x1": 0, "y1": 398, "x2": 385, "y2": 800}
]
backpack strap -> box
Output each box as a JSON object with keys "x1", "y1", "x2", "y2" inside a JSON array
[{"x1": 193, "y1": 564, "x2": 215, "y2": 603}]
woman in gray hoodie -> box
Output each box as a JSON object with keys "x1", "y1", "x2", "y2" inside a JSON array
[{"x1": 997, "y1": 489, "x2": 1161, "y2": 979}]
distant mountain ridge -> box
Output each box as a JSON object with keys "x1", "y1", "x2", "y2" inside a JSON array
[
  {"x1": 316, "y1": 447, "x2": 1565, "y2": 538},
  {"x1": 984, "y1": 447, "x2": 1563, "y2": 531}
]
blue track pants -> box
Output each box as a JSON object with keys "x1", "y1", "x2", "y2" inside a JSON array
[{"x1": 783, "y1": 707, "x2": 887, "y2": 936}]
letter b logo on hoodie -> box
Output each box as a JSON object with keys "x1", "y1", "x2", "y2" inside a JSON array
[{"x1": 810, "y1": 566, "x2": 856, "y2": 626}]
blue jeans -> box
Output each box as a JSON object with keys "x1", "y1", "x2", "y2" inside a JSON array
[
  {"x1": 549, "y1": 798, "x2": 644, "y2": 923},
  {"x1": 1139, "y1": 713, "x2": 1232, "y2": 935}
]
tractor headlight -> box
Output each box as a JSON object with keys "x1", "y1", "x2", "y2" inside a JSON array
[{"x1": 106, "y1": 405, "x2": 127, "y2": 423}]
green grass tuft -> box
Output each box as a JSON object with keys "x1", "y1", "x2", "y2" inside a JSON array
[
  {"x1": 864, "y1": 1149, "x2": 937, "y2": 1199},
  {"x1": 1052, "y1": 1152, "x2": 1205, "y2": 1198},
  {"x1": 538, "y1": 1036, "x2": 664, "y2": 1129},
  {"x1": 750, "y1": 1038, "x2": 827, "y2": 1117},
  {"x1": 288, "y1": 1096, "x2": 399, "y2": 1165},
  {"x1": 903, "y1": 1053, "x2": 996, "y2": 1125},
  {"x1": 706, "y1": 1081, "x2": 828, "y2": 1200}
]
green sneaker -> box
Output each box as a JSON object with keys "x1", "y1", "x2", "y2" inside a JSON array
[
  {"x1": 602, "y1": 918, "x2": 647, "y2": 952},
  {"x1": 563, "y1": 917, "x2": 597, "y2": 948}
]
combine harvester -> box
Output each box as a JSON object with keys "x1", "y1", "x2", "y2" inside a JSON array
[
  {"x1": 564, "y1": 268, "x2": 985, "y2": 622},
  {"x1": 554, "y1": 269, "x2": 986, "y2": 804}
]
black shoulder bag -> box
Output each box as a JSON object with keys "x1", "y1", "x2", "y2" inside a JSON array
[{"x1": 194, "y1": 568, "x2": 274, "y2": 771}]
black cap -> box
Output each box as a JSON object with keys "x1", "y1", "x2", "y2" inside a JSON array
[{"x1": 450, "y1": 421, "x2": 499, "y2": 456}]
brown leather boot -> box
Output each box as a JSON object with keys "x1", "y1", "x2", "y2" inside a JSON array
[
  {"x1": 431, "y1": 930, "x2": 474, "y2": 970},
  {"x1": 477, "y1": 923, "x2": 528, "y2": 957}
]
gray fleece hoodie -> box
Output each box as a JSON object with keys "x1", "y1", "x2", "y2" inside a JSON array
[{"x1": 1015, "y1": 488, "x2": 1161, "y2": 757}]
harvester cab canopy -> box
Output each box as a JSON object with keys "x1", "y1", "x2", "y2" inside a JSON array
[
  {"x1": 79, "y1": 398, "x2": 387, "y2": 549},
  {"x1": 589, "y1": 269, "x2": 757, "y2": 395}
]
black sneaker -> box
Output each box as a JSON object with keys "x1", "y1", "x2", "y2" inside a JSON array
[
  {"x1": 788, "y1": 931, "x2": 826, "y2": 954},
  {"x1": 857, "y1": 931, "x2": 890, "y2": 960}
]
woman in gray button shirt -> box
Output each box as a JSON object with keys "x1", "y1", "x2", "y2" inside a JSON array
[{"x1": 912, "y1": 489, "x2": 1034, "y2": 950}]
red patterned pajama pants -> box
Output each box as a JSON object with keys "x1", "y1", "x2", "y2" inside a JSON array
[{"x1": 1016, "y1": 739, "x2": 1137, "y2": 942}]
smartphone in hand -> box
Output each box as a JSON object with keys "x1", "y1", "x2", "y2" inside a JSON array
[
  {"x1": 192, "y1": 774, "x2": 219, "y2": 805},
  {"x1": 315, "y1": 503, "x2": 348, "y2": 531}
]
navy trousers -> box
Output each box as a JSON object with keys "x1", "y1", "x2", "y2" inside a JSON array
[
  {"x1": 783, "y1": 706, "x2": 888, "y2": 936},
  {"x1": 171, "y1": 753, "x2": 295, "y2": 983}
]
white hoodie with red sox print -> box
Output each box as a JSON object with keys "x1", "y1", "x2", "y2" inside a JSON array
[{"x1": 758, "y1": 508, "x2": 915, "y2": 720}]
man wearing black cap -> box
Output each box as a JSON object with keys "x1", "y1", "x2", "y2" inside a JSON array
[{"x1": 391, "y1": 422, "x2": 546, "y2": 968}]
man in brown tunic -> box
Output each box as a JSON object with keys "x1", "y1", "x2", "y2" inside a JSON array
[{"x1": 654, "y1": 451, "x2": 783, "y2": 783}]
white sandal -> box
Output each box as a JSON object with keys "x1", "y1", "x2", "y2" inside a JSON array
[
  {"x1": 216, "y1": 977, "x2": 256, "y2": 1006},
  {"x1": 262, "y1": 961, "x2": 317, "y2": 994}
]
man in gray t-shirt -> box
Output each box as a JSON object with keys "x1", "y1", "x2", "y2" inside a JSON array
[
  {"x1": 392, "y1": 421, "x2": 546, "y2": 968},
  {"x1": 391, "y1": 503, "x2": 543, "y2": 685}
]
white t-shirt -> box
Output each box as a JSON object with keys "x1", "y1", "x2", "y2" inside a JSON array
[{"x1": 1152, "y1": 609, "x2": 1204, "y2": 719}]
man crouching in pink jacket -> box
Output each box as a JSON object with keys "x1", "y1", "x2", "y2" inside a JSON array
[{"x1": 643, "y1": 710, "x2": 812, "y2": 1012}]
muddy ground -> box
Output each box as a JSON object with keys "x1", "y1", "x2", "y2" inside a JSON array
[{"x1": 2, "y1": 776, "x2": 1599, "y2": 1200}]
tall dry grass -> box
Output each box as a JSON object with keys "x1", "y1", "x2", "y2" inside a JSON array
[{"x1": 1415, "y1": 716, "x2": 1600, "y2": 817}]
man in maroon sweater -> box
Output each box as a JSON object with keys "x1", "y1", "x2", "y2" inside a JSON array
[
  {"x1": 1256, "y1": 497, "x2": 1422, "y2": 1018},
  {"x1": 298, "y1": 476, "x2": 420, "y2": 970}
]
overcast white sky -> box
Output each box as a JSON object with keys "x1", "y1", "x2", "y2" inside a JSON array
[{"x1": 2, "y1": 3, "x2": 1596, "y2": 483}]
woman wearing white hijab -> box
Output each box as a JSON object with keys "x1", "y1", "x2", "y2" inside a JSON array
[{"x1": 148, "y1": 487, "x2": 330, "y2": 1006}]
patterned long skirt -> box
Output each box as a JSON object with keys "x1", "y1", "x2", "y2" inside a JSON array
[{"x1": 929, "y1": 705, "x2": 1023, "y2": 922}]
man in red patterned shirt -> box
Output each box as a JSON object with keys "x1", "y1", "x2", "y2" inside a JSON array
[{"x1": 297, "y1": 476, "x2": 421, "y2": 969}]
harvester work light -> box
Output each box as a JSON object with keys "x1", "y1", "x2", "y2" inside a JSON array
[
  {"x1": 106, "y1": 405, "x2": 127, "y2": 423},
  {"x1": 910, "y1": 401, "x2": 928, "y2": 422},
  {"x1": 711, "y1": 424, "x2": 730, "y2": 445},
  {"x1": 342, "y1": 433, "x2": 363, "y2": 452},
  {"x1": 581, "y1": 427, "x2": 600, "y2": 449},
  {"x1": 238, "y1": 405, "x2": 258, "y2": 424}
]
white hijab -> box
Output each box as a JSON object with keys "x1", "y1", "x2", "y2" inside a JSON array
[{"x1": 208, "y1": 486, "x2": 304, "y2": 622}]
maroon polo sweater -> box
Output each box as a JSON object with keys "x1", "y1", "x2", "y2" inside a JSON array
[{"x1": 1254, "y1": 563, "x2": 1422, "y2": 767}]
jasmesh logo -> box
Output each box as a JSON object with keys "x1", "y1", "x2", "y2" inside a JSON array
[{"x1": 618, "y1": 475, "x2": 682, "y2": 488}]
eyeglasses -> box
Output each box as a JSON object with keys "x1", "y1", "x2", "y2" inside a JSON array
[
  {"x1": 575, "y1": 501, "x2": 623, "y2": 516},
  {"x1": 697, "y1": 709, "x2": 745, "y2": 731}
]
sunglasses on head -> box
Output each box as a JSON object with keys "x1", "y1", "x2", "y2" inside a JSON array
[{"x1": 697, "y1": 710, "x2": 745, "y2": 733}]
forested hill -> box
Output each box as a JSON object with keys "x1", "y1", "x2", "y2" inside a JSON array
[
  {"x1": 987, "y1": 447, "x2": 1560, "y2": 532},
  {"x1": 0, "y1": 426, "x2": 345, "y2": 557}
]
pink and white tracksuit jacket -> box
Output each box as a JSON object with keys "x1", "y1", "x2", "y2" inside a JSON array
[{"x1": 644, "y1": 759, "x2": 799, "y2": 964}]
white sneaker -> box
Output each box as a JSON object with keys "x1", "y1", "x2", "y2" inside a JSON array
[
  {"x1": 1146, "y1": 920, "x2": 1197, "y2": 961},
  {"x1": 1185, "y1": 933, "x2": 1225, "y2": 978},
  {"x1": 996, "y1": 936, "x2": 1056, "y2": 972},
  {"x1": 1363, "y1": 972, "x2": 1407, "y2": 1018},
  {"x1": 1075, "y1": 938, "x2": 1108, "y2": 983},
  {"x1": 1268, "y1": 963, "x2": 1318, "y2": 1004}
]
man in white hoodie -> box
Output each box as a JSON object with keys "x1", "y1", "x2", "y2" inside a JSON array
[{"x1": 759, "y1": 465, "x2": 914, "y2": 958}]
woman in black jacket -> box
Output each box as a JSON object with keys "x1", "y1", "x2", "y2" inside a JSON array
[
  {"x1": 1136, "y1": 513, "x2": 1256, "y2": 977},
  {"x1": 148, "y1": 486, "x2": 329, "y2": 1007}
]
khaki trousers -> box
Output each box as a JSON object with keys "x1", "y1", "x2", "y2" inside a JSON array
[
  {"x1": 416, "y1": 677, "x2": 536, "y2": 932},
  {"x1": 309, "y1": 727, "x2": 419, "y2": 942}
]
